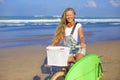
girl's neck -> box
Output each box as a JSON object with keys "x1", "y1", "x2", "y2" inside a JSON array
[{"x1": 67, "y1": 21, "x2": 75, "y2": 28}]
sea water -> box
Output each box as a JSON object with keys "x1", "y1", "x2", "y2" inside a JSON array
[{"x1": 0, "y1": 16, "x2": 120, "y2": 48}]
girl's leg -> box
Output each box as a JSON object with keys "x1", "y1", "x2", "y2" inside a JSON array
[
  {"x1": 68, "y1": 55, "x2": 75, "y2": 63},
  {"x1": 61, "y1": 55, "x2": 74, "y2": 72},
  {"x1": 67, "y1": 55, "x2": 75, "y2": 69},
  {"x1": 75, "y1": 53, "x2": 84, "y2": 61}
]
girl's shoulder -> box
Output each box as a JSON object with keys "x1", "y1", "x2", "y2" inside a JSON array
[{"x1": 76, "y1": 22, "x2": 82, "y2": 28}]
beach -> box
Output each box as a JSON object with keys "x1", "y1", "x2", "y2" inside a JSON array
[
  {"x1": 0, "y1": 40, "x2": 120, "y2": 80},
  {"x1": 0, "y1": 16, "x2": 120, "y2": 80}
]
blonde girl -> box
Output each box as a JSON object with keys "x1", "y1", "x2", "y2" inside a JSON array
[{"x1": 50, "y1": 8, "x2": 86, "y2": 68}]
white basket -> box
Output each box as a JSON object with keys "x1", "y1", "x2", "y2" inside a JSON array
[{"x1": 46, "y1": 46, "x2": 70, "y2": 66}]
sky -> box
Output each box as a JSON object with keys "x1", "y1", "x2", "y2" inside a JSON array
[{"x1": 0, "y1": 0, "x2": 120, "y2": 17}]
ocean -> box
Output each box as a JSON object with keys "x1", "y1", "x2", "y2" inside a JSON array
[{"x1": 0, "y1": 16, "x2": 120, "y2": 48}]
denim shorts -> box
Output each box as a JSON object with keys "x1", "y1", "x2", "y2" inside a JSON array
[{"x1": 69, "y1": 47, "x2": 86, "y2": 56}]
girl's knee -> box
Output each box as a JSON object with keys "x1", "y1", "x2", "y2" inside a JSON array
[
  {"x1": 75, "y1": 53, "x2": 84, "y2": 61},
  {"x1": 68, "y1": 56, "x2": 74, "y2": 62}
]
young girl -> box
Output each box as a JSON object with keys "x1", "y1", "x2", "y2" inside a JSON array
[{"x1": 50, "y1": 8, "x2": 86, "y2": 68}]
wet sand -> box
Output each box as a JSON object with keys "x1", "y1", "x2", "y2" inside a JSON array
[{"x1": 0, "y1": 40, "x2": 120, "y2": 80}]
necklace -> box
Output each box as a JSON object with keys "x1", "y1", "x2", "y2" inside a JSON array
[{"x1": 67, "y1": 22, "x2": 74, "y2": 28}]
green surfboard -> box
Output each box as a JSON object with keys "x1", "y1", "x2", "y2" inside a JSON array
[{"x1": 65, "y1": 54, "x2": 103, "y2": 80}]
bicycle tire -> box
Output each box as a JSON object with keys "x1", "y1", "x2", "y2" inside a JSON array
[{"x1": 51, "y1": 71, "x2": 65, "y2": 80}]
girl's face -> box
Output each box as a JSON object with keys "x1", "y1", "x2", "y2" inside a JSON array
[{"x1": 65, "y1": 10, "x2": 75, "y2": 23}]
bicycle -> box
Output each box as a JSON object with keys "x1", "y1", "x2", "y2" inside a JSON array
[{"x1": 46, "y1": 46, "x2": 103, "y2": 80}]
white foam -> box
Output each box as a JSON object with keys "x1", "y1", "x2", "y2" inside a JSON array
[
  {"x1": 76, "y1": 19, "x2": 120, "y2": 23},
  {"x1": 0, "y1": 18, "x2": 120, "y2": 23},
  {"x1": 0, "y1": 23, "x2": 25, "y2": 26},
  {"x1": 0, "y1": 19, "x2": 60, "y2": 23},
  {"x1": 109, "y1": 23, "x2": 120, "y2": 25}
]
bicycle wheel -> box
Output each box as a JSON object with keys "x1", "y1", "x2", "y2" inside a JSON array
[{"x1": 51, "y1": 71, "x2": 65, "y2": 80}]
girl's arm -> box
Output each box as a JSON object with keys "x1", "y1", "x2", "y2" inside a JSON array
[{"x1": 78, "y1": 26, "x2": 86, "y2": 48}]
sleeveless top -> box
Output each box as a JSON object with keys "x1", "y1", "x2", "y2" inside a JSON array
[{"x1": 64, "y1": 22, "x2": 82, "y2": 54}]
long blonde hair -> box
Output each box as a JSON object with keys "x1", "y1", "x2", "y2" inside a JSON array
[{"x1": 52, "y1": 8, "x2": 76, "y2": 45}]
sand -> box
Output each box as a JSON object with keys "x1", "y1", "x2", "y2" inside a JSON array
[{"x1": 0, "y1": 40, "x2": 120, "y2": 80}]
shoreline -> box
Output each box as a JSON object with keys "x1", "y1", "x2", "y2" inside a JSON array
[
  {"x1": 0, "y1": 40, "x2": 120, "y2": 80},
  {"x1": 0, "y1": 35, "x2": 120, "y2": 49}
]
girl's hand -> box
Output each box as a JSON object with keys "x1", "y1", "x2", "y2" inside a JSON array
[
  {"x1": 80, "y1": 43, "x2": 86, "y2": 48},
  {"x1": 48, "y1": 43, "x2": 55, "y2": 46}
]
